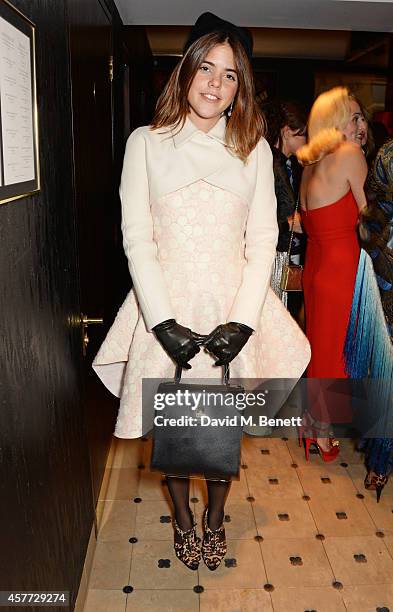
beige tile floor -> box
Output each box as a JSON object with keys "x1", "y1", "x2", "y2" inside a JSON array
[{"x1": 84, "y1": 435, "x2": 393, "y2": 611}]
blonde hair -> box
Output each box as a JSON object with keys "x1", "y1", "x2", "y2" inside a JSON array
[{"x1": 297, "y1": 86, "x2": 352, "y2": 165}]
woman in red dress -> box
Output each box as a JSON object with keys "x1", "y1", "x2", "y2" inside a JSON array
[{"x1": 297, "y1": 87, "x2": 368, "y2": 459}]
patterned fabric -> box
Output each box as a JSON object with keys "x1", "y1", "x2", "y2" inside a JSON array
[
  {"x1": 118, "y1": 120, "x2": 278, "y2": 331},
  {"x1": 360, "y1": 438, "x2": 393, "y2": 477},
  {"x1": 358, "y1": 139, "x2": 393, "y2": 479},
  {"x1": 173, "y1": 514, "x2": 201, "y2": 570},
  {"x1": 93, "y1": 181, "x2": 311, "y2": 438},
  {"x1": 372, "y1": 138, "x2": 393, "y2": 194},
  {"x1": 362, "y1": 139, "x2": 393, "y2": 333},
  {"x1": 201, "y1": 508, "x2": 227, "y2": 571}
]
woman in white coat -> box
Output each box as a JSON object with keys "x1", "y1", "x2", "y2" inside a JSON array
[{"x1": 93, "y1": 13, "x2": 310, "y2": 572}]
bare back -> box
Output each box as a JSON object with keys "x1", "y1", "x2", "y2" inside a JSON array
[{"x1": 300, "y1": 141, "x2": 368, "y2": 213}]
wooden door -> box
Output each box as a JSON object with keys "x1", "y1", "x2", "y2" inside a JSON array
[{"x1": 68, "y1": 0, "x2": 122, "y2": 509}]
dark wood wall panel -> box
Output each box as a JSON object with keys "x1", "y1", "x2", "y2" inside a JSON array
[
  {"x1": 0, "y1": 0, "x2": 155, "y2": 608},
  {"x1": 0, "y1": 1, "x2": 95, "y2": 609}
]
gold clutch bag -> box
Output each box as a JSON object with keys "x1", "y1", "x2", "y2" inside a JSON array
[
  {"x1": 280, "y1": 195, "x2": 303, "y2": 292},
  {"x1": 280, "y1": 263, "x2": 303, "y2": 292}
]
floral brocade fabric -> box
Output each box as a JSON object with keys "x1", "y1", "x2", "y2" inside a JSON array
[{"x1": 93, "y1": 180, "x2": 310, "y2": 438}]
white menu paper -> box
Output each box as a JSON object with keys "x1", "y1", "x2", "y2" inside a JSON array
[{"x1": 0, "y1": 16, "x2": 34, "y2": 185}]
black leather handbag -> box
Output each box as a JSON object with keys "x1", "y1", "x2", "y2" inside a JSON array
[{"x1": 150, "y1": 364, "x2": 244, "y2": 480}]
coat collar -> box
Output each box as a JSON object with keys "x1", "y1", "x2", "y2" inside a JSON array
[{"x1": 172, "y1": 115, "x2": 227, "y2": 148}]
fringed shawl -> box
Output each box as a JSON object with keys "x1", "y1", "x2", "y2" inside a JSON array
[{"x1": 344, "y1": 250, "x2": 393, "y2": 437}]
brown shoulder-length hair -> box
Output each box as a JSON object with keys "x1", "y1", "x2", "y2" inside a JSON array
[{"x1": 150, "y1": 31, "x2": 265, "y2": 162}]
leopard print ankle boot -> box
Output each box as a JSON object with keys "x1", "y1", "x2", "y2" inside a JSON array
[
  {"x1": 173, "y1": 512, "x2": 201, "y2": 570},
  {"x1": 201, "y1": 508, "x2": 227, "y2": 571}
]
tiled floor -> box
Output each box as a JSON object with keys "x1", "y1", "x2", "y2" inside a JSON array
[{"x1": 84, "y1": 435, "x2": 393, "y2": 611}]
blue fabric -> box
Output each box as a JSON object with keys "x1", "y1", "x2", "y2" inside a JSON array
[
  {"x1": 376, "y1": 273, "x2": 392, "y2": 291},
  {"x1": 344, "y1": 250, "x2": 393, "y2": 478},
  {"x1": 359, "y1": 438, "x2": 393, "y2": 476},
  {"x1": 358, "y1": 140, "x2": 393, "y2": 479},
  {"x1": 285, "y1": 158, "x2": 293, "y2": 188},
  {"x1": 379, "y1": 199, "x2": 393, "y2": 215}
]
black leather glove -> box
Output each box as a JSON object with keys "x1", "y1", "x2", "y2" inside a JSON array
[
  {"x1": 153, "y1": 319, "x2": 205, "y2": 369},
  {"x1": 204, "y1": 322, "x2": 253, "y2": 366}
]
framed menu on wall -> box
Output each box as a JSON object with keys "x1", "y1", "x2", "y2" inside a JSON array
[{"x1": 0, "y1": 0, "x2": 39, "y2": 205}]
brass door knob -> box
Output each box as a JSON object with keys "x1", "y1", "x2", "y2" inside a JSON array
[{"x1": 82, "y1": 316, "x2": 104, "y2": 325}]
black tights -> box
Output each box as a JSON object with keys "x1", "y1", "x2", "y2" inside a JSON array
[{"x1": 166, "y1": 476, "x2": 231, "y2": 531}]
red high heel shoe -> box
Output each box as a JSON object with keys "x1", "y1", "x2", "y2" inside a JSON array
[
  {"x1": 298, "y1": 417, "x2": 340, "y2": 462},
  {"x1": 303, "y1": 436, "x2": 340, "y2": 462}
]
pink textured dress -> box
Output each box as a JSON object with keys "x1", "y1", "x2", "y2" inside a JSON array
[{"x1": 93, "y1": 180, "x2": 311, "y2": 438}]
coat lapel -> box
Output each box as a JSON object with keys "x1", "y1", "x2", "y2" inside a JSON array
[{"x1": 146, "y1": 117, "x2": 256, "y2": 205}]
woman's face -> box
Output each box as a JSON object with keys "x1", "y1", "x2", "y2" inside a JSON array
[
  {"x1": 187, "y1": 43, "x2": 239, "y2": 132},
  {"x1": 281, "y1": 126, "x2": 307, "y2": 157},
  {"x1": 342, "y1": 99, "x2": 368, "y2": 146}
]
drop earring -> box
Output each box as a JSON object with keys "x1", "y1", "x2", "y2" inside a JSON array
[{"x1": 227, "y1": 100, "x2": 234, "y2": 117}]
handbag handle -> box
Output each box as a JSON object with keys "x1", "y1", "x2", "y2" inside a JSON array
[
  {"x1": 285, "y1": 194, "x2": 300, "y2": 264},
  {"x1": 175, "y1": 363, "x2": 230, "y2": 384}
]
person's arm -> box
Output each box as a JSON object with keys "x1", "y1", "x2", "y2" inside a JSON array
[
  {"x1": 227, "y1": 138, "x2": 279, "y2": 329},
  {"x1": 341, "y1": 143, "x2": 368, "y2": 213},
  {"x1": 120, "y1": 129, "x2": 175, "y2": 330}
]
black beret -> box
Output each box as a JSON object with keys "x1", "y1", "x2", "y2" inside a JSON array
[{"x1": 183, "y1": 12, "x2": 253, "y2": 60}]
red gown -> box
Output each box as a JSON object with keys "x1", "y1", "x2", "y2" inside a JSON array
[
  {"x1": 301, "y1": 191, "x2": 360, "y2": 422},
  {"x1": 301, "y1": 190, "x2": 360, "y2": 375}
]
